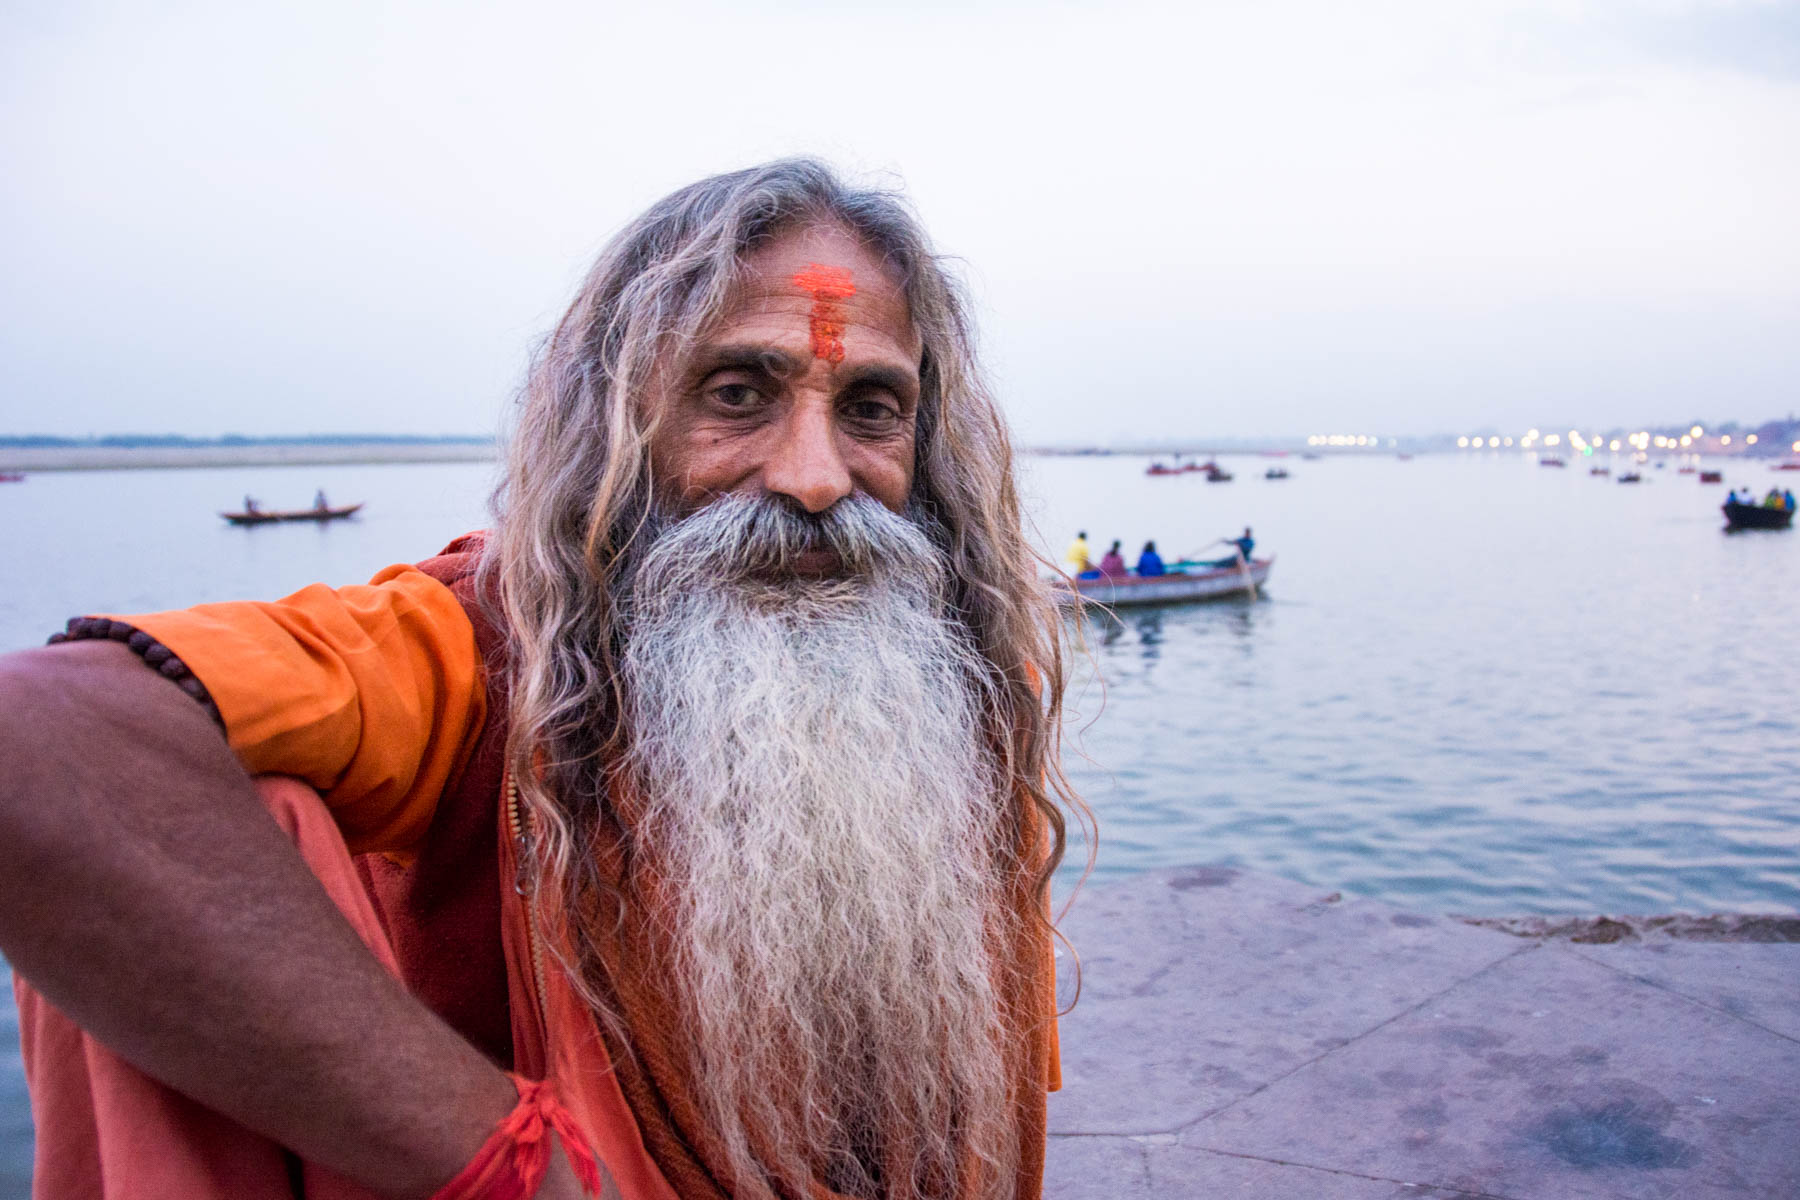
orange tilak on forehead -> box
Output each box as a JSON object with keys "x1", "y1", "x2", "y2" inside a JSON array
[{"x1": 789, "y1": 263, "x2": 857, "y2": 364}]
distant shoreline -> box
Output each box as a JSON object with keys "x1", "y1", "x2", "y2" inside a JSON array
[{"x1": 0, "y1": 442, "x2": 499, "y2": 471}]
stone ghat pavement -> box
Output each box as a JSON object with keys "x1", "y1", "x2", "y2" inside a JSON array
[{"x1": 1044, "y1": 866, "x2": 1799, "y2": 1199}]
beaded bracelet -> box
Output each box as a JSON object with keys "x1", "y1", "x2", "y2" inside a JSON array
[
  {"x1": 48, "y1": 617, "x2": 224, "y2": 729},
  {"x1": 431, "y1": 1074, "x2": 604, "y2": 1200}
]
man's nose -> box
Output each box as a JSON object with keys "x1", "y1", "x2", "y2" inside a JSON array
[{"x1": 761, "y1": 401, "x2": 853, "y2": 514}]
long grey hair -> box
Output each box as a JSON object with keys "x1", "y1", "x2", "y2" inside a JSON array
[{"x1": 480, "y1": 157, "x2": 1085, "y2": 1021}]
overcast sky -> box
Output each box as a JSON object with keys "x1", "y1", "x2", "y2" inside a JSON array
[{"x1": 3, "y1": 0, "x2": 1796, "y2": 444}]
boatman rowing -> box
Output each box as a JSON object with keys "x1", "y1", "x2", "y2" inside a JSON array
[{"x1": 0, "y1": 160, "x2": 1080, "y2": 1200}]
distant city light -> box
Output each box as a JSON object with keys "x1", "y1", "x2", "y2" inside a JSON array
[
  {"x1": 1546, "y1": 434, "x2": 1561, "y2": 446},
  {"x1": 1691, "y1": 425, "x2": 1704, "y2": 437},
  {"x1": 1457, "y1": 437, "x2": 1468, "y2": 448},
  {"x1": 1681, "y1": 436, "x2": 1692, "y2": 447},
  {"x1": 1747, "y1": 434, "x2": 1758, "y2": 445},
  {"x1": 1488, "y1": 436, "x2": 1499, "y2": 447},
  {"x1": 1721, "y1": 436, "x2": 1732, "y2": 446},
  {"x1": 1793, "y1": 441, "x2": 1800, "y2": 452},
  {"x1": 1609, "y1": 440, "x2": 1620, "y2": 451},
  {"x1": 1504, "y1": 437, "x2": 1513, "y2": 446}
]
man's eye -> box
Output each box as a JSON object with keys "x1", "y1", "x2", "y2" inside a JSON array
[
  {"x1": 709, "y1": 383, "x2": 766, "y2": 411},
  {"x1": 845, "y1": 398, "x2": 899, "y2": 426}
]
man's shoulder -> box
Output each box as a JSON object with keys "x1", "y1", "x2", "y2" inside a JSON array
[
  {"x1": 408, "y1": 532, "x2": 508, "y2": 666},
  {"x1": 413, "y1": 531, "x2": 489, "y2": 588}
]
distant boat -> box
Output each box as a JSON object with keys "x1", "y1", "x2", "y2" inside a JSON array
[
  {"x1": 1723, "y1": 501, "x2": 1793, "y2": 530},
  {"x1": 0, "y1": 472, "x2": 24, "y2": 483},
  {"x1": 1396, "y1": 453, "x2": 1413, "y2": 461},
  {"x1": 1146, "y1": 455, "x2": 1207, "y2": 477},
  {"x1": 223, "y1": 502, "x2": 363, "y2": 526},
  {"x1": 1202, "y1": 460, "x2": 1233, "y2": 482},
  {"x1": 1698, "y1": 470, "x2": 1723, "y2": 484},
  {"x1": 1264, "y1": 467, "x2": 1290, "y2": 480},
  {"x1": 1590, "y1": 466, "x2": 1610, "y2": 477},
  {"x1": 1776, "y1": 462, "x2": 1800, "y2": 472},
  {"x1": 1678, "y1": 466, "x2": 1697, "y2": 475},
  {"x1": 1539, "y1": 457, "x2": 1566, "y2": 468},
  {"x1": 1057, "y1": 557, "x2": 1274, "y2": 607},
  {"x1": 1617, "y1": 471, "x2": 1642, "y2": 484}
]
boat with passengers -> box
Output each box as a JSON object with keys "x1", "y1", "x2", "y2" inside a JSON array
[
  {"x1": 222, "y1": 502, "x2": 364, "y2": 526},
  {"x1": 1056, "y1": 555, "x2": 1273, "y2": 607}
]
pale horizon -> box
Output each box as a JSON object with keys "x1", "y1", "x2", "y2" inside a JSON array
[{"x1": 4, "y1": 0, "x2": 1797, "y2": 444}]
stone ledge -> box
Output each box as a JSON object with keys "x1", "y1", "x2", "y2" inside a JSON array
[{"x1": 1046, "y1": 864, "x2": 1800, "y2": 1199}]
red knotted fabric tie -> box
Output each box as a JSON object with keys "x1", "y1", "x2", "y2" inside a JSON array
[{"x1": 430, "y1": 1074, "x2": 604, "y2": 1199}]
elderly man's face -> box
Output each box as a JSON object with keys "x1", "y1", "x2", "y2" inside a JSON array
[{"x1": 648, "y1": 224, "x2": 923, "y2": 539}]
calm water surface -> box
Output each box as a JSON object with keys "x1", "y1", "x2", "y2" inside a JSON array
[{"x1": 2, "y1": 453, "x2": 1797, "y2": 1188}]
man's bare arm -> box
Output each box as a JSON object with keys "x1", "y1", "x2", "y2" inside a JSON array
[{"x1": 0, "y1": 640, "x2": 545, "y2": 1199}]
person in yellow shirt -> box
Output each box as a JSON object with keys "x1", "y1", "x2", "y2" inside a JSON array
[{"x1": 1064, "y1": 530, "x2": 1092, "y2": 574}]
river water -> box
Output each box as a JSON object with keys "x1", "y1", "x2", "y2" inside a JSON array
[{"x1": 2, "y1": 452, "x2": 1797, "y2": 1189}]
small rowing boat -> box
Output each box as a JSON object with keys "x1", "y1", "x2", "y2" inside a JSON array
[
  {"x1": 1055, "y1": 557, "x2": 1274, "y2": 607},
  {"x1": 1699, "y1": 470, "x2": 1723, "y2": 484},
  {"x1": 1723, "y1": 501, "x2": 1793, "y2": 530},
  {"x1": 222, "y1": 503, "x2": 364, "y2": 526},
  {"x1": 0, "y1": 472, "x2": 24, "y2": 483}
]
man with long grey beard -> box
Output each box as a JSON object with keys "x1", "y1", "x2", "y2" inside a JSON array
[
  {"x1": 622, "y1": 492, "x2": 1013, "y2": 1200},
  {"x1": 0, "y1": 159, "x2": 1078, "y2": 1200}
]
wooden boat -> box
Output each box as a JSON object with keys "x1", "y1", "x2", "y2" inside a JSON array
[
  {"x1": 222, "y1": 502, "x2": 363, "y2": 526},
  {"x1": 0, "y1": 472, "x2": 24, "y2": 483},
  {"x1": 1264, "y1": 467, "x2": 1289, "y2": 480},
  {"x1": 1201, "y1": 461, "x2": 1233, "y2": 482},
  {"x1": 1698, "y1": 470, "x2": 1723, "y2": 483},
  {"x1": 1617, "y1": 472, "x2": 1642, "y2": 484},
  {"x1": 1723, "y1": 501, "x2": 1793, "y2": 530},
  {"x1": 1056, "y1": 557, "x2": 1274, "y2": 607}
]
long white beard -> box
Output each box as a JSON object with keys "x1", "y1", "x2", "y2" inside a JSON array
[{"x1": 618, "y1": 492, "x2": 1017, "y2": 1199}]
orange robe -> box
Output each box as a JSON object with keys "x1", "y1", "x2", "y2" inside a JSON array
[{"x1": 16, "y1": 544, "x2": 1059, "y2": 1198}]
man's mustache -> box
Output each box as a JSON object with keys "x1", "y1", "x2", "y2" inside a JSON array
[{"x1": 632, "y1": 492, "x2": 941, "y2": 587}]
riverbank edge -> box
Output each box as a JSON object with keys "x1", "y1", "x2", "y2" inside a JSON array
[
  {"x1": 1458, "y1": 910, "x2": 1800, "y2": 943},
  {"x1": 0, "y1": 443, "x2": 498, "y2": 471}
]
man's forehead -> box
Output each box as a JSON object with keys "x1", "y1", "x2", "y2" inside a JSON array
[
  {"x1": 734, "y1": 226, "x2": 904, "y2": 303},
  {"x1": 695, "y1": 226, "x2": 921, "y2": 364}
]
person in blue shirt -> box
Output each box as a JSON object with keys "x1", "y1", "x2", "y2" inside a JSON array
[
  {"x1": 1232, "y1": 526, "x2": 1255, "y2": 561},
  {"x1": 1135, "y1": 541, "x2": 1165, "y2": 576}
]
